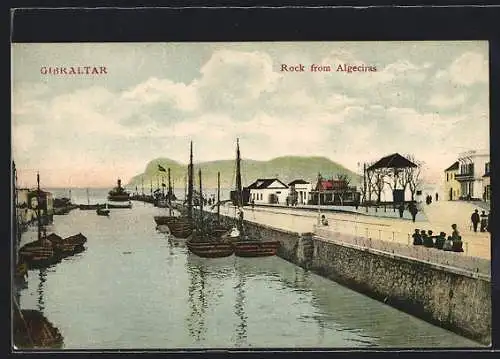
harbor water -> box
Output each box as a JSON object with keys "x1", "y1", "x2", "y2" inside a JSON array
[{"x1": 17, "y1": 189, "x2": 479, "y2": 349}]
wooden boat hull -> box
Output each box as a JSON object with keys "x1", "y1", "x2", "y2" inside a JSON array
[
  {"x1": 233, "y1": 240, "x2": 280, "y2": 257},
  {"x1": 187, "y1": 240, "x2": 234, "y2": 258},
  {"x1": 46, "y1": 233, "x2": 87, "y2": 257},
  {"x1": 154, "y1": 216, "x2": 176, "y2": 226},
  {"x1": 167, "y1": 218, "x2": 193, "y2": 238},
  {"x1": 13, "y1": 309, "x2": 64, "y2": 349},
  {"x1": 19, "y1": 240, "x2": 59, "y2": 269},
  {"x1": 97, "y1": 209, "x2": 110, "y2": 216}
]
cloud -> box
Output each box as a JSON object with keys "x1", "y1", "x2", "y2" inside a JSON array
[
  {"x1": 443, "y1": 52, "x2": 488, "y2": 86},
  {"x1": 11, "y1": 43, "x2": 489, "y2": 187},
  {"x1": 122, "y1": 77, "x2": 199, "y2": 111},
  {"x1": 197, "y1": 50, "x2": 281, "y2": 109},
  {"x1": 427, "y1": 93, "x2": 466, "y2": 109}
]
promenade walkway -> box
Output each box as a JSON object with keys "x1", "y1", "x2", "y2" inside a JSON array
[{"x1": 219, "y1": 200, "x2": 491, "y2": 261}]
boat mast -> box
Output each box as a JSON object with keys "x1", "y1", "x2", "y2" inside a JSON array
[
  {"x1": 37, "y1": 172, "x2": 42, "y2": 241},
  {"x1": 87, "y1": 188, "x2": 90, "y2": 206},
  {"x1": 141, "y1": 176, "x2": 144, "y2": 196},
  {"x1": 217, "y1": 171, "x2": 221, "y2": 224},
  {"x1": 198, "y1": 168, "x2": 203, "y2": 237},
  {"x1": 317, "y1": 172, "x2": 322, "y2": 225},
  {"x1": 236, "y1": 139, "x2": 243, "y2": 231},
  {"x1": 187, "y1": 141, "x2": 194, "y2": 220},
  {"x1": 168, "y1": 168, "x2": 173, "y2": 216}
]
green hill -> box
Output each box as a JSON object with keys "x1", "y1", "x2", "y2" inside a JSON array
[{"x1": 128, "y1": 156, "x2": 361, "y2": 190}]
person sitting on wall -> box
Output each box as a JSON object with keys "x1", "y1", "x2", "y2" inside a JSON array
[
  {"x1": 452, "y1": 236, "x2": 464, "y2": 252},
  {"x1": 321, "y1": 215, "x2": 329, "y2": 226},
  {"x1": 443, "y1": 236, "x2": 454, "y2": 251},
  {"x1": 435, "y1": 232, "x2": 446, "y2": 250},
  {"x1": 412, "y1": 229, "x2": 422, "y2": 245},
  {"x1": 423, "y1": 230, "x2": 435, "y2": 248},
  {"x1": 420, "y1": 230, "x2": 428, "y2": 245},
  {"x1": 451, "y1": 224, "x2": 461, "y2": 241}
]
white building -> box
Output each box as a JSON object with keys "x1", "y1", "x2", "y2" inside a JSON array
[
  {"x1": 248, "y1": 178, "x2": 289, "y2": 205},
  {"x1": 456, "y1": 149, "x2": 489, "y2": 200},
  {"x1": 288, "y1": 179, "x2": 312, "y2": 205}
]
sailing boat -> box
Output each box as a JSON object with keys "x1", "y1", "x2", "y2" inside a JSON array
[
  {"x1": 207, "y1": 171, "x2": 233, "y2": 237},
  {"x1": 154, "y1": 142, "x2": 194, "y2": 238},
  {"x1": 230, "y1": 138, "x2": 281, "y2": 257},
  {"x1": 186, "y1": 169, "x2": 234, "y2": 258},
  {"x1": 18, "y1": 173, "x2": 59, "y2": 269}
]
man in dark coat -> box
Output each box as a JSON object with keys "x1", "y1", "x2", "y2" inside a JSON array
[
  {"x1": 408, "y1": 202, "x2": 418, "y2": 222},
  {"x1": 398, "y1": 203, "x2": 404, "y2": 218},
  {"x1": 480, "y1": 210, "x2": 488, "y2": 232},
  {"x1": 471, "y1": 209, "x2": 480, "y2": 232}
]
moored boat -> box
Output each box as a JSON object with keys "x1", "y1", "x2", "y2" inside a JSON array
[
  {"x1": 19, "y1": 239, "x2": 60, "y2": 269},
  {"x1": 157, "y1": 146, "x2": 195, "y2": 239},
  {"x1": 107, "y1": 178, "x2": 130, "y2": 202},
  {"x1": 187, "y1": 167, "x2": 234, "y2": 258},
  {"x1": 46, "y1": 233, "x2": 87, "y2": 257},
  {"x1": 96, "y1": 207, "x2": 110, "y2": 216},
  {"x1": 13, "y1": 306, "x2": 64, "y2": 349},
  {"x1": 186, "y1": 238, "x2": 234, "y2": 258},
  {"x1": 230, "y1": 139, "x2": 280, "y2": 257}
]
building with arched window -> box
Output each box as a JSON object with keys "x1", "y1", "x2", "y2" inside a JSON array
[{"x1": 444, "y1": 161, "x2": 460, "y2": 201}]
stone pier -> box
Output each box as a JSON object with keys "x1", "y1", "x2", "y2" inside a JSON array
[{"x1": 205, "y1": 210, "x2": 491, "y2": 345}]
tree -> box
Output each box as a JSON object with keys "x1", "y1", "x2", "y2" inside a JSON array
[
  {"x1": 371, "y1": 168, "x2": 387, "y2": 203},
  {"x1": 405, "y1": 156, "x2": 423, "y2": 201},
  {"x1": 365, "y1": 162, "x2": 375, "y2": 203},
  {"x1": 335, "y1": 173, "x2": 351, "y2": 206}
]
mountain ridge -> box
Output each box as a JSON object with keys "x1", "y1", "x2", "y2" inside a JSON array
[{"x1": 127, "y1": 156, "x2": 361, "y2": 190}]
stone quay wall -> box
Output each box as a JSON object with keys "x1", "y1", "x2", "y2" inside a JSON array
[{"x1": 206, "y1": 212, "x2": 491, "y2": 345}]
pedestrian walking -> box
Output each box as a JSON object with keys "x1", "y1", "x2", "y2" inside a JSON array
[
  {"x1": 435, "y1": 192, "x2": 439, "y2": 202},
  {"x1": 480, "y1": 210, "x2": 488, "y2": 232},
  {"x1": 471, "y1": 209, "x2": 480, "y2": 232},
  {"x1": 398, "y1": 203, "x2": 404, "y2": 218},
  {"x1": 408, "y1": 202, "x2": 418, "y2": 222}
]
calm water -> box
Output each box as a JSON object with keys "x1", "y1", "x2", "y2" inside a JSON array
[{"x1": 17, "y1": 189, "x2": 480, "y2": 349}]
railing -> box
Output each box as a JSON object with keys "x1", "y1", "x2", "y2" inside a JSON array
[{"x1": 314, "y1": 226, "x2": 490, "y2": 276}]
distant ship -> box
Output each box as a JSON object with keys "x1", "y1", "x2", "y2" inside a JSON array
[{"x1": 107, "y1": 179, "x2": 130, "y2": 202}]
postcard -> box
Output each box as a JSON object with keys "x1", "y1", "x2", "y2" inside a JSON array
[{"x1": 11, "y1": 40, "x2": 491, "y2": 350}]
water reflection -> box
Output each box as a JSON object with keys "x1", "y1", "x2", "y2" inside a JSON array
[
  {"x1": 37, "y1": 269, "x2": 47, "y2": 312},
  {"x1": 233, "y1": 263, "x2": 247, "y2": 346},
  {"x1": 186, "y1": 255, "x2": 208, "y2": 343}
]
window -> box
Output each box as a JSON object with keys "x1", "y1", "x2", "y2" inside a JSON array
[
  {"x1": 447, "y1": 173, "x2": 449, "y2": 181},
  {"x1": 485, "y1": 162, "x2": 490, "y2": 174}
]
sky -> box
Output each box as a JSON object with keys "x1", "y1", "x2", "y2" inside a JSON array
[{"x1": 12, "y1": 41, "x2": 489, "y2": 188}]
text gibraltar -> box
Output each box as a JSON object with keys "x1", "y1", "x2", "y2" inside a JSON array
[{"x1": 40, "y1": 66, "x2": 108, "y2": 75}]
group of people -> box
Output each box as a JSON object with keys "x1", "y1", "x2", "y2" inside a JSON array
[
  {"x1": 425, "y1": 193, "x2": 438, "y2": 205},
  {"x1": 470, "y1": 209, "x2": 490, "y2": 233},
  {"x1": 412, "y1": 224, "x2": 463, "y2": 252}
]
